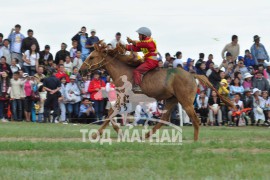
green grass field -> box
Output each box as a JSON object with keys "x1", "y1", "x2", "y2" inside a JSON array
[{"x1": 0, "y1": 122, "x2": 270, "y2": 180}]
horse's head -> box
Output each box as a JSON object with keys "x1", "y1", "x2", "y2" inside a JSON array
[{"x1": 80, "y1": 40, "x2": 109, "y2": 73}]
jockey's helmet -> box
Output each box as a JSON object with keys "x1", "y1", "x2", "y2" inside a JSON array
[{"x1": 136, "y1": 27, "x2": 152, "y2": 37}]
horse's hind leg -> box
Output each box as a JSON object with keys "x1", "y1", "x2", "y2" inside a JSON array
[{"x1": 145, "y1": 97, "x2": 178, "y2": 138}]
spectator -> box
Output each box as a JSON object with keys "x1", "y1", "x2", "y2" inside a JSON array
[
  {"x1": 65, "y1": 75, "x2": 81, "y2": 122},
  {"x1": 10, "y1": 58, "x2": 21, "y2": 74},
  {"x1": 110, "y1": 32, "x2": 125, "y2": 49},
  {"x1": 230, "y1": 77, "x2": 244, "y2": 96},
  {"x1": 173, "y1": 51, "x2": 183, "y2": 68},
  {"x1": 0, "y1": 33, "x2": 3, "y2": 47},
  {"x1": 208, "y1": 64, "x2": 221, "y2": 89},
  {"x1": 8, "y1": 24, "x2": 25, "y2": 67},
  {"x1": 158, "y1": 60, "x2": 163, "y2": 69},
  {"x1": 86, "y1": 29, "x2": 100, "y2": 53},
  {"x1": 0, "y1": 56, "x2": 12, "y2": 77},
  {"x1": 64, "y1": 55, "x2": 73, "y2": 74},
  {"x1": 43, "y1": 59, "x2": 54, "y2": 76},
  {"x1": 105, "y1": 78, "x2": 117, "y2": 109},
  {"x1": 242, "y1": 88, "x2": 254, "y2": 125},
  {"x1": 252, "y1": 88, "x2": 265, "y2": 125},
  {"x1": 72, "y1": 51, "x2": 83, "y2": 69},
  {"x1": 252, "y1": 71, "x2": 270, "y2": 92},
  {"x1": 55, "y1": 64, "x2": 70, "y2": 83},
  {"x1": 59, "y1": 77, "x2": 67, "y2": 122},
  {"x1": 206, "y1": 62, "x2": 214, "y2": 77},
  {"x1": 37, "y1": 84, "x2": 47, "y2": 122},
  {"x1": 70, "y1": 40, "x2": 78, "y2": 60},
  {"x1": 208, "y1": 90, "x2": 222, "y2": 126},
  {"x1": 0, "y1": 71, "x2": 10, "y2": 122},
  {"x1": 71, "y1": 67, "x2": 82, "y2": 84},
  {"x1": 34, "y1": 66, "x2": 45, "y2": 83},
  {"x1": 21, "y1": 29, "x2": 40, "y2": 53},
  {"x1": 23, "y1": 44, "x2": 39, "y2": 76},
  {"x1": 184, "y1": 58, "x2": 195, "y2": 72},
  {"x1": 163, "y1": 53, "x2": 173, "y2": 68},
  {"x1": 220, "y1": 52, "x2": 233, "y2": 70},
  {"x1": 224, "y1": 62, "x2": 235, "y2": 79},
  {"x1": 39, "y1": 45, "x2": 53, "y2": 66},
  {"x1": 205, "y1": 54, "x2": 213, "y2": 70},
  {"x1": 221, "y1": 35, "x2": 240, "y2": 62},
  {"x1": 195, "y1": 53, "x2": 205, "y2": 69},
  {"x1": 218, "y1": 79, "x2": 230, "y2": 125},
  {"x1": 243, "y1": 72, "x2": 253, "y2": 89},
  {"x1": 234, "y1": 71, "x2": 243, "y2": 84},
  {"x1": 79, "y1": 75, "x2": 90, "y2": 99},
  {"x1": 23, "y1": 73, "x2": 34, "y2": 122},
  {"x1": 196, "y1": 91, "x2": 209, "y2": 126},
  {"x1": 266, "y1": 63, "x2": 270, "y2": 80},
  {"x1": 43, "y1": 69, "x2": 61, "y2": 123},
  {"x1": 0, "y1": 39, "x2": 11, "y2": 65},
  {"x1": 196, "y1": 61, "x2": 206, "y2": 76},
  {"x1": 10, "y1": 72, "x2": 25, "y2": 121},
  {"x1": 228, "y1": 93, "x2": 243, "y2": 126},
  {"x1": 261, "y1": 91, "x2": 270, "y2": 126},
  {"x1": 257, "y1": 64, "x2": 268, "y2": 79},
  {"x1": 244, "y1": 49, "x2": 255, "y2": 67},
  {"x1": 236, "y1": 57, "x2": 249, "y2": 78},
  {"x1": 71, "y1": 26, "x2": 89, "y2": 61},
  {"x1": 55, "y1": 43, "x2": 69, "y2": 65},
  {"x1": 250, "y1": 35, "x2": 269, "y2": 65},
  {"x1": 79, "y1": 98, "x2": 95, "y2": 124},
  {"x1": 88, "y1": 70, "x2": 106, "y2": 123}
]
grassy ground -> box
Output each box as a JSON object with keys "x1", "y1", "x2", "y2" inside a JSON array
[{"x1": 0, "y1": 122, "x2": 270, "y2": 180}]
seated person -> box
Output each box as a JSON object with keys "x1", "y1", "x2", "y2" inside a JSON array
[{"x1": 79, "y1": 98, "x2": 95, "y2": 124}]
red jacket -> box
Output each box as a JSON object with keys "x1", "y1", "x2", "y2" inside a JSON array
[
  {"x1": 126, "y1": 37, "x2": 158, "y2": 61},
  {"x1": 88, "y1": 78, "x2": 106, "y2": 100},
  {"x1": 55, "y1": 71, "x2": 70, "y2": 83}
]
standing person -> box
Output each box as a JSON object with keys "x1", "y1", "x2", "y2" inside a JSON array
[
  {"x1": 253, "y1": 88, "x2": 265, "y2": 125},
  {"x1": 242, "y1": 88, "x2": 255, "y2": 125},
  {"x1": 86, "y1": 29, "x2": 100, "y2": 54},
  {"x1": 21, "y1": 29, "x2": 40, "y2": 53},
  {"x1": 65, "y1": 75, "x2": 81, "y2": 122},
  {"x1": 183, "y1": 58, "x2": 195, "y2": 72},
  {"x1": 163, "y1": 53, "x2": 174, "y2": 68},
  {"x1": 209, "y1": 65, "x2": 221, "y2": 90},
  {"x1": 58, "y1": 77, "x2": 67, "y2": 122},
  {"x1": 0, "y1": 71, "x2": 10, "y2": 122},
  {"x1": 205, "y1": 54, "x2": 214, "y2": 70},
  {"x1": 88, "y1": 70, "x2": 106, "y2": 123},
  {"x1": 173, "y1": 51, "x2": 183, "y2": 68},
  {"x1": 125, "y1": 27, "x2": 159, "y2": 92},
  {"x1": 55, "y1": 43, "x2": 69, "y2": 65},
  {"x1": 72, "y1": 51, "x2": 83, "y2": 70},
  {"x1": 0, "y1": 56, "x2": 12, "y2": 77},
  {"x1": 43, "y1": 69, "x2": 61, "y2": 123},
  {"x1": 69, "y1": 40, "x2": 78, "y2": 60},
  {"x1": 8, "y1": 24, "x2": 25, "y2": 67},
  {"x1": 221, "y1": 35, "x2": 240, "y2": 62},
  {"x1": 208, "y1": 90, "x2": 222, "y2": 126},
  {"x1": 195, "y1": 53, "x2": 205, "y2": 69},
  {"x1": 37, "y1": 84, "x2": 47, "y2": 123},
  {"x1": 196, "y1": 91, "x2": 209, "y2": 126},
  {"x1": 39, "y1": 45, "x2": 53, "y2": 66},
  {"x1": 250, "y1": 35, "x2": 269, "y2": 65},
  {"x1": 218, "y1": 79, "x2": 230, "y2": 125},
  {"x1": 23, "y1": 73, "x2": 33, "y2": 122},
  {"x1": 0, "y1": 39, "x2": 12, "y2": 65},
  {"x1": 64, "y1": 55, "x2": 73, "y2": 74},
  {"x1": 110, "y1": 32, "x2": 125, "y2": 48},
  {"x1": 10, "y1": 58, "x2": 21, "y2": 74},
  {"x1": 71, "y1": 26, "x2": 89, "y2": 61},
  {"x1": 79, "y1": 75, "x2": 90, "y2": 99},
  {"x1": 10, "y1": 72, "x2": 25, "y2": 121},
  {"x1": 22, "y1": 44, "x2": 39, "y2": 76}
]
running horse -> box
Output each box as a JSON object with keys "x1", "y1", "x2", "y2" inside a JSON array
[{"x1": 80, "y1": 41, "x2": 234, "y2": 141}]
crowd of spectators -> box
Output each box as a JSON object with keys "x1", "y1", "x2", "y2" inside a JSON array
[{"x1": 0, "y1": 24, "x2": 270, "y2": 127}]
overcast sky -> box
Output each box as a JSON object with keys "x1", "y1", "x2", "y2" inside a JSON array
[{"x1": 1, "y1": 0, "x2": 270, "y2": 64}]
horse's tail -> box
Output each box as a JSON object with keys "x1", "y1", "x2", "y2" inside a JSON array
[{"x1": 194, "y1": 74, "x2": 235, "y2": 108}]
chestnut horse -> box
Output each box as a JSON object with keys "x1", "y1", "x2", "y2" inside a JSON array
[{"x1": 80, "y1": 42, "x2": 234, "y2": 141}]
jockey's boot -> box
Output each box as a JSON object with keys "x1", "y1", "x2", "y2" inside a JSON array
[{"x1": 132, "y1": 85, "x2": 142, "y2": 93}]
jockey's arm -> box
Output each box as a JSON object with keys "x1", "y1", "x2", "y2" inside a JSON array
[{"x1": 126, "y1": 44, "x2": 141, "y2": 52}]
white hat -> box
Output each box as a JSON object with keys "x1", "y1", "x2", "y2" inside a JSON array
[
  {"x1": 38, "y1": 83, "x2": 43, "y2": 89},
  {"x1": 252, "y1": 88, "x2": 261, "y2": 94},
  {"x1": 23, "y1": 73, "x2": 29, "y2": 78},
  {"x1": 70, "y1": 75, "x2": 76, "y2": 80},
  {"x1": 243, "y1": 72, "x2": 253, "y2": 79},
  {"x1": 266, "y1": 62, "x2": 270, "y2": 67},
  {"x1": 213, "y1": 64, "x2": 219, "y2": 69},
  {"x1": 90, "y1": 29, "x2": 96, "y2": 33}
]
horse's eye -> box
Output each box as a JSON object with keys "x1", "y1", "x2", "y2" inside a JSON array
[{"x1": 89, "y1": 57, "x2": 94, "y2": 60}]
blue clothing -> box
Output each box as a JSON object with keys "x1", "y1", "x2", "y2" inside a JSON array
[
  {"x1": 79, "y1": 104, "x2": 90, "y2": 117},
  {"x1": 250, "y1": 43, "x2": 269, "y2": 64},
  {"x1": 244, "y1": 55, "x2": 256, "y2": 67},
  {"x1": 86, "y1": 36, "x2": 100, "y2": 52},
  {"x1": 80, "y1": 35, "x2": 89, "y2": 55},
  {"x1": 184, "y1": 58, "x2": 195, "y2": 72},
  {"x1": 8, "y1": 32, "x2": 25, "y2": 53},
  {"x1": 229, "y1": 85, "x2": 244, "y2": 95}
]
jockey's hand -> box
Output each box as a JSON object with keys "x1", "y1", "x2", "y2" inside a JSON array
[{"x1": 127, "y1": 37, "x2": 133, "y2": 44}]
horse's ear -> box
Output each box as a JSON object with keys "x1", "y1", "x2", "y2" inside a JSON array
[
  {"x1": 94, "y1": 44, "x2": 100, "y2": 52},
  {"x1": 97, "y1": 40, "x2": 104, "y2": 45}
]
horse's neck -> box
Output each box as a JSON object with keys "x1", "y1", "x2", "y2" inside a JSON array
[{"x1": 104, "y1": 56, "x2": 134, "y2": 85}]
